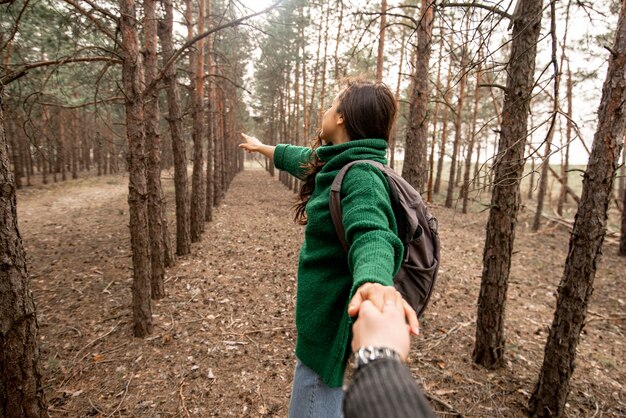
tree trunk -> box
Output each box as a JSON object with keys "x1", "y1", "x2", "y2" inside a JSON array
[
  {"x1": 376, "y1": 0, "x2": 387, "y2": 82},
  {"x1": 204, "y1": 0, "x2": 214, "y2": 223},
  {"x1": 317, "y1": 3, "x2": 330, "y2": 122},
  {"x1": 334, "y1": 0, "x2": 344, "y2": 81},
  {"x1": 390, "y1": 27, "x2": 407, "y2": 171},
  {"x1": 462, "y1": 64, "x2": 482, "y2": 213},
  {"x1": 402, "y1": 0, "x2": 435, "y2": 191},
  {"x1": 434, "y1": 34, "x2": 454, "y2": 194},
  {"x1": 529, "y1": 4, "x2": 626, "y2": 414},
  {"x1": 187, "y1": 0, "x2": 206, "y2": 243},
  {"x1": 159, "y1": 0, "x2": 191, "y2": 257},
  {"x1": 445, "y1": 44, "x2": 468, "y2": 208},
  {"x1": 557, "y1": 69, "x2": 571, "y2": 216},
  {"x1": 213, "y1": 87, "x2": 224, "y2": 205},
  {"x1": 120, "y1": 0, "x2": 153, "y2": 338},
  {"x1": 473, "y1": 0, "x2": 543, "y2": 369},
  {"x1": 0, "y1": 85, "x2": 48, "y2": 418},
  {"x1": 59, "y1": 112, "x2": 66, "y2": 181},
  {"x1": 40, "y1": 107, "x2": 48, "y2": 185},
  {"x1": 426, "y1": 33, "x2": 444, "y2": 201},
  {"x1": 144, "y1": 0, "x2": 166, "y2": 299}
]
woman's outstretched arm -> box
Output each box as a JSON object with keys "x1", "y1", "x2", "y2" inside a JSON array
[
  {"x1": 239, "y1": 133, "x2": 276, "y2": 159},
  {"x1": 239, "y1": 132, "x2": 312, "y2": 180}
]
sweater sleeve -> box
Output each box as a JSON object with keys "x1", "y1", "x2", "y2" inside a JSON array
[
  {"x1": 273, "y1": 144, "x2": 313, "y2": 180},
  {"x1": 340, "y1": 164, "x2": 404, "y2": 298},
  {"x1": 343, "y1": 358, "x2": 436, "y2": 418}
]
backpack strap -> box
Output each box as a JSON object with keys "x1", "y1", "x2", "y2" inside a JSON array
[{"x1": 329, "y1": 160, "x2": 396, "y2": 253}]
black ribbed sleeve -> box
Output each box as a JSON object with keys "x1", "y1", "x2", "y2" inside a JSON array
[{"x1": 343, "y1": 359, "x2": 436, "y2": 418}]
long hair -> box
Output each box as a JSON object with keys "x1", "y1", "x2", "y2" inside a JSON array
[{"x1": 294, "y1": 79, "x2": 397, "y2": 224}]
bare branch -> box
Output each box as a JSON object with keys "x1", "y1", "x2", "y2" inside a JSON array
[
  {"x1": 143, "y1": 0, "x2": 283, "y2": 98},
  {"x1": 60, "y1": 0, "x2": 118, "y2": 44},
  {"x1": 478, "y1": 83, "x2": 506, "y2": 91},
  {"x1": 0, "y1": 0, "x2": 30, "y2": 51},
  {"x1": 430, "y1": 2, "x2": 512, "y2": 19}
]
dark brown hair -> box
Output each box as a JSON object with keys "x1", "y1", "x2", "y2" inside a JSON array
[{"x1": 294, "y1": 79, "x2": 397, "y2": 224}]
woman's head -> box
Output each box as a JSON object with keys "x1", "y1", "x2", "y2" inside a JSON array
[{"x1": 319, "y1": 79, "x2": 397, "y2": 144}]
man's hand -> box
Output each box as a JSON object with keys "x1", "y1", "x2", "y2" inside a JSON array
[
  {"x1": 348, "y1": 282, "x2": 419, "y2": 336},
  {"x1": 351, "y1": 299, "x2": 411, "y2": 361}
]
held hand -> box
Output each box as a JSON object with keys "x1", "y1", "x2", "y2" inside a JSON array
[
  {"x1": 351, "y1": 299, "x2": 411, "y2": 361},
  {"x1": 238, "y1": 133, "x2": 263, "y2": 153},
  {"x1": 348, "y1": 282, "x2": 419, "y2": 336}
]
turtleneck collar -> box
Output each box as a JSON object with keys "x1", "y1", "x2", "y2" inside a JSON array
[{"x1": 315, "y1": 138, "x2": 388, "y2": 163}]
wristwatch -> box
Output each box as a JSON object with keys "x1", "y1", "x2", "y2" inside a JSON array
[{"x1": 354, "y1": 346, "x2": 401, "y2": 369}]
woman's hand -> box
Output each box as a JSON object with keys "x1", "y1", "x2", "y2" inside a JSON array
[
  {"x1": 348, "y1": 282, "x2": 419, "y2": 336},
  {"x1": 351, "y1": 299, "x2": 411, "y2": 361},
  {"x1": 239, "y1": 133, "x2": 263, "y2": 153}
]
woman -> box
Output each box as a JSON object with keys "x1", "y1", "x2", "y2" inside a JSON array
[{"x1": 239, "y1": 79, "x2": 419, "y2": 418}]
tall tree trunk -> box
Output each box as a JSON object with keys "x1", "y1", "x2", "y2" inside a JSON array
[
  {"x1": 317, "y1": 3, "x2": 330, "y2": 122},
  {"x1": 558, "y1": 62, "x2": 573, "y2": 214},
  {"x1": 445, "y1": 42, "x2": 469, "y2": 208},
  {"x1": 71, "y1": 109, "x2": 78, "y2": 179},
  {"x1": 426, "y1": 32, "x2": 444, "y2": 201},
  {"x1": 204, "y1": 0, "x2": 214, "y2": 223},
  {"x1": 159, "y1": 0, "x2": 191, "y2": 256},
  {"x1": 213, "y1": 86, "x2": 224, "y2": 205},
  {"x1": 58, "y1": 111, "x2": 66, "y2": 181},
  {"x1": 0, "y1": 85, "x2": 48, "y2": 418},
  {"x1": 334, "y1": 0, "x2": 344, "y2": 81},
  {"x1": 434, "y1": 34, "x2": 455, "y2": 194},
  {"x1": 391, "y1": 27, "x2": 407, "y2": 170},
  {"x1": 462, "y1": 64, "x2": 482, "y2": 213},
  {"x1": 473, "y1": 134, "x2": 482, "y2": 189},
  {"x1": 533, "y1": 2, "x2": 562, "y2": 231},
  {"x1": 144, "y1": 0, "x2": 166, "y2": 298},
  {"x1": 376, "y1": 0, "x2": 387, "y2": 82},
  {"x1": 529, "y1": 4, "x2": 626, "y2": 414},
  {"x1": 40, "y1": 107, "x2": 48, "y2": 185},
  {"x1": 402, "y1": 0, "x2": 435, "y2": 191},
  {"x1": 187, "y1": 0, "x2": 206, "y2": 243},
  {"x1": 120, "y1": 0, "x2": 153, "y2": 338},
  {"x1": 473, "y1": 0, "x2": 543, "y2": 369}
]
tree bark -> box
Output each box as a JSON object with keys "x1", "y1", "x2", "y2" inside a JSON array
[
  {"x1": 0, "y1": 85, "x2": 48, "y2": 418},
  {"x1": 529, "y1": 4, "x2": 626, "y2": 414},
  {"x1": 40, "y1": 107, "x2": 48, "y2": 185},
  {"x1": 144, "y1": 0, "x2": 165, "y2": 299},
  {"x1": 204, "y1": 0, "x2": 214, "y2": 223},
  {"x1": 187, "y1": 0, "x2": 206, "y2": 243},
  {"x1": 391, "y1": 27, "x2": 407, "y2": 171},
  {"x1": 402, "y1": 0, "x2": 435, "y2": 191},
  {"x1": 462, "y1": 63, "x2": 482, "y2": 213},
  {"x1": 445, "y1": 43, "x2": 468, "y2": 208},
  {"x1": 159, "y1": 0, "x2": 191, "y2": 256},
  {"x1": 473, "y1": 0, "x2": 543, "y2": 369},
  {"x1": 426, "y1": 33, "x2": 444, "y2": 201},
  {"x1": 120, "y1": 0, "x2": 153, "y2": 338},
  {"x1": 434, "y1": 34, "x2": 455, "y2": 194}
]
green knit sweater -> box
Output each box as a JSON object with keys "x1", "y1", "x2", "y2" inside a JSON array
[{"x1": 274, "y1": 138, "x2": 404, "y2": 387}]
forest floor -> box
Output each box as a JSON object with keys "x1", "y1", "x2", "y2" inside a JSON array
[{"x1": 17, "y1": 164, "x2": 625, "y2": 418}]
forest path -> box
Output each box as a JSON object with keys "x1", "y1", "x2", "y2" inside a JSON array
[{"x1": 17, "y1": 167, "x2": 625, "y2": 417}]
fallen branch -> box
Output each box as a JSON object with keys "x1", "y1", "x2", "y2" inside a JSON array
[
  {"x1": 107, "y1": 375, "x2": 132, "y2": 418},
  {"x1": 425, "y1": 393, "x2": 464, "y2": 417}
]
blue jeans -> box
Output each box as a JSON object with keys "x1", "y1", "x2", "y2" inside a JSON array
[{"x1": 288, "y1": 358, "x2": 344, "y2": 418}]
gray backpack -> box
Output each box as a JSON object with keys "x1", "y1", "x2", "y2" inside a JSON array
[{"x1": 329, "y1": 160, "x2": 440, "y2": 317}]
